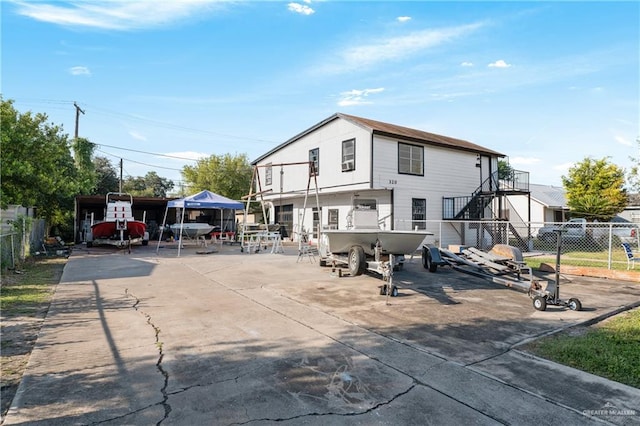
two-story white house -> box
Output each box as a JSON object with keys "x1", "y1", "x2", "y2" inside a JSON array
[{"x1": 251, "y1": 113, "x2": 530, "y2": 248}]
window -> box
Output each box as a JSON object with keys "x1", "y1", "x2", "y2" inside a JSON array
[
  {"x1": 265, "y1": 163, "x2": 272, "y2": 186},
  {"x1": 328, "y1": 209, "x2": 339, "y2": 229},
  {"x1": 275, "y1": 204, "x2": 293, "y2": 239},
  {"x1": 342, "y1": 139, "x2": 355, "y2": 172},
  {"x1": 312, "y1": 207, "x2": 321, "y2": 239},
  {"x1": 398, "y1": 142, "x2": 424, "y2": 175},
  {"x1": 412, "y1": 198, "x2": 426, "y2": 230},
  {"x1": 309, "y1": 148, "x2": 319, "y2": 176}
]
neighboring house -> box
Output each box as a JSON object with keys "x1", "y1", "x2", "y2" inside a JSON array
[
  {"x1": 507, "y1": 183, "x2": 568, "y2": 226},
  {"x1": 620, "y1": 193, "x2": 640, "y2": 223},
  {"x1": 251, "y1": 113, "x2": 530, "y2": 248},
  {"x1": 509, "y1": 187, "x2": 640, "y2": 230}
]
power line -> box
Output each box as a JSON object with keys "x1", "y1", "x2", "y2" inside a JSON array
[
  {"x1": 93, "y1": 141, "x2": 200, "y2": 162},
  {"x1": 96, "y1": 149, "x2": 185, "y2": 172},
  {"x1": 96, "y1": 149, "x2": 191, "y2": 186},
  {"x1": 12, "y1": 97, "x2": 278, "y2": 144}
]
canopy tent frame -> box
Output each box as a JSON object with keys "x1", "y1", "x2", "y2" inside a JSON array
[{"x1": 156, "y1": 190, "x2": 244, "y2": 256}]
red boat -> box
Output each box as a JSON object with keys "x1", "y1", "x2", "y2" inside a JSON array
[{"x1": 88, "y1": 193, "x2": 148, "y2": 248}]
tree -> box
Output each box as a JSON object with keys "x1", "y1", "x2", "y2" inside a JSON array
[
  {"x1": 182, "y1": 153, "x2": 252, "y2": 200},
  {"x1": 498, "y1": 159, "x2": 514, "y2": 180},
  {"x1": 628, "y1": 136, "x2": 640, "y2": 193},
  {"x1": 93, "y1": 156, "x2": 120, "y2": 195},
  {"x1": 122, "y1": 172, "x2": 174, "y2": 197},
  {"x1": 1, "y1": 98, "x2": 80, "y2": 235},
  {"x1": 142, "y1": 171, "x2": 174, "y2": 198},
  {"x1": 562, "y1": 157, "x2": 627, "y2": 221},
  {"x1": 72, "y1": 137, "x2": 97, "y2": 195}
]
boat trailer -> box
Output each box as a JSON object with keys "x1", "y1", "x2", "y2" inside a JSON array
[
  {"x1": 319, "y1": 237, "x2": 404, "y2": 297},
  {"x1": 421, "y1": 241, "x2": 582, "y2": 312}
]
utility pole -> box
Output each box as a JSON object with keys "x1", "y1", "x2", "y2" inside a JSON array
[{"x1": 73, "y1": 102, "x2": 85, "y2": 139}]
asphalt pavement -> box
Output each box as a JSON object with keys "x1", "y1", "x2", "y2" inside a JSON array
[{"x1": 3, "y1": 241, "x2": 640, "y2": 425}]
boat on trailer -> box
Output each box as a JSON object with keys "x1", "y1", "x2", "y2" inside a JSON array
[
  {"x1": 87, "y1": 192, "x2": 149, "y2": 249},
  {"x1": 319, "y1": 199, "x2": 431, "y2": 294}
]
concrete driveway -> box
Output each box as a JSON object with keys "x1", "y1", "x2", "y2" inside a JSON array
[{"x1": 4, "y1": 242, "x2": 639, "y2": 425}]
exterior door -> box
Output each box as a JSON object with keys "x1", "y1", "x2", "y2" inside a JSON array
[{"x1": 480, "y1": 155, "x2": 493, "y2": 192}]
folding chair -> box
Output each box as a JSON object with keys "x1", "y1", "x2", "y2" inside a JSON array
[{"x1": 621, "y1": 243, "x2": 640, "y2": 270}]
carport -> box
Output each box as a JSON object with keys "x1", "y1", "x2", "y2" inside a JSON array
[{"x1": 74, "y1": 195, "x2": 178, "y2": 243}]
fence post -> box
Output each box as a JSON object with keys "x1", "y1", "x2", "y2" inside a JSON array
[{"x1": 607, "y1": 223, "x2": 613, "y2": 270}]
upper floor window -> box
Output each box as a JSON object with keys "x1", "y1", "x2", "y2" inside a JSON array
[
  {"x1": 342, "y1": 139, "x2": 355, "y2": 172},
  {"x1": 398, "y1": 142, "x2": 423, "y2": 176},
  {"x1": 265, "y1": 163, "x2": 272, "y2": 186},
  {"x1": 309, "y1": 148, "x2": 319, "y2": 176}
]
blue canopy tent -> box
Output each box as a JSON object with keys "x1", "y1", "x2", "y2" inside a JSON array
[{"x1": 157, "y1": 190, "x2": 244, "y2": 256}]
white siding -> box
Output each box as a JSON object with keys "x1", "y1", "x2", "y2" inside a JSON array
[
  {"x1": 253, "y1": 116, "x2": 500, "y2": 244},
  {"x1": 372, "y1": 135, "x2": 482, "y2": 222},
  {"x1": 256, "y1": 119, "x2": 372, "y2": 197}
]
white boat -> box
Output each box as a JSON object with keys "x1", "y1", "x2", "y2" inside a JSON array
[
  {"x1": 170, "y1": 223, "x2": 215, "y2": 239},
  {"x1": 320, "y1": 198, "x2": 431, "y2": 256},
  {"x1": 322, "y1": 229, "x2": 430, "y2": 256}
]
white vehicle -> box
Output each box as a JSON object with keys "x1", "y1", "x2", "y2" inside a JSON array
[{"x1": 538, "y1": 218, "x2": 637, "y2": 245}]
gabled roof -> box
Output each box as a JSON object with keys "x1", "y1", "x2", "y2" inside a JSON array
[
  {"x1": 528, "y1": 183, "x2": 567, "y2": 209},
  {"x1": 252, "y1": 112, "x2": 503, "y2": 164}
]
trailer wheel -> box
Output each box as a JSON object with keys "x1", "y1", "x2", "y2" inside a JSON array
[
  {"x1": 423, "y1": 250, "x2": 438, "y2": 273},
  {"x1": 380, "y1": 285, "x2": 399, "y2": 297},
  {"x1": 142, "y1": 240, "x2": 149, "y2": 246},
  {"x1": 86, "y1": 241, "x2": 93, "y2": 248},
  {"x1": 348, "y1": 246, "x2": 366, "y2": 276},
  {"x1": 568, "y1": 298, "x2": 582, "y2": 311},
  {"x1": 533, "y1": 296, "x2": 547, "y2": 311}
]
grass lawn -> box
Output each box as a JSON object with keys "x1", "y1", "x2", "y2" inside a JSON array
[
  {"x1": 524, "y1": 308, "x2": 640, "y2": 388},
  {"x1": 0, "y1": 257, "x2": 65, "y2": 419}
]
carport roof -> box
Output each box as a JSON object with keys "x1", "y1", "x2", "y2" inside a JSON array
[{"x1": 75, "y1": 195, "x2": 178, "y2": 209}]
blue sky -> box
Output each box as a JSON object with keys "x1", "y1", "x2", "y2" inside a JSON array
[{"x1": 3, "y1": 1, "x2": 638, "y2": 190}]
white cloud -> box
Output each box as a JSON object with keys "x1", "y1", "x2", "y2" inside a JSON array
[
  {"x1": 164, "y1": 151, "x2": 208, "y2": 162},
  {"x1": 461, "y1": 61, "x2": 474, "y2": 67},
  {"x1": 338, "y1": 88, "x2": 385, "y2": 107},
  {"x1": 318, "y1": 22, "x2": 485, "y2": 74},
  {"x1": 11, "y1": 0, "x2": 224, "y2": 31},
  {"x1": 129, "y1": 131, "x2": 147, "y2": 141},
  {"x1": 509, "y1": 156, "x2": 541, "y2": 165},
  {"x1": 69, "y1": 66, "x2": 90, "y2": 75},
  {"x1": 614, "y1": 135, "x2": 632, "y2": 146},
  {"x1": 488, "y1": 59, "x2": 511, "y2": 68},
  {"x1": 288, "y1": 2, "x2": 315, "y2": 16},
  {"x1": 553, "y1": 162, "x2": 574, "y2": 172},
  {"x1": 397, "y1": 16, "x2": 411, "y2": 23}
]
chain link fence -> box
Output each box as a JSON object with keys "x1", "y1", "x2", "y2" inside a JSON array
[
  {"x1": 1, "y1": 218, "x2": 47, "y2": 269},
  {"x1": 397, "y1": 219, "x2": 640, "y2": 271}
]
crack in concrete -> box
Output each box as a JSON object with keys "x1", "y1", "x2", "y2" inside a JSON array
[
  {"x1": 165, "y1": 366, "x2": 262, "y2": 396},
  {"x1": 126, "y1": 289, "x2": 172, "y2": 426},
  {"x1": 229, "y1": 383, "x2": 418, "y2": 425}
]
